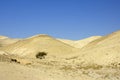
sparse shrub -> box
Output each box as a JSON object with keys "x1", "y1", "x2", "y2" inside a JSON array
[
  {"x1": 36, "y1": 52, "x2": 47, "y2": 59},
  {"x1": 11, "y1": 58, "x2": 17, "y2": 62},
  {"x1": 11, "y1": 58, "x2": 20, "y2": 63}
]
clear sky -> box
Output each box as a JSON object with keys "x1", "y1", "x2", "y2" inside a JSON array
[{"x1": 0, "y1": 0, "x2": 120, "y2": 40}]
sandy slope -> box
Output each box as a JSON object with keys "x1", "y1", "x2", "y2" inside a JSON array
[
  {"x1": 0, "y1": 35, "x2": 20, "y2": 47},
  {"x1": 0, "y1": 36, "x2": 8, "y2": 39},
  {"x1": 0, "y1": 34, "x2": 77, "y2": 58},
  {"x1": 77, "y1": 30, "x2": 120, "y2": 66},
  {"x1": 0, "y1": 58, "x2": 120, "y2": 80},
  {"x1": 0, "y1": 30, "x2": 120, "y2": 80},
  {"x1": 58, "y1": 36, "x2": 101, "y2": 48},
  {"x1": 0, "y1": 62, "x2": 97, "y2": 80}
]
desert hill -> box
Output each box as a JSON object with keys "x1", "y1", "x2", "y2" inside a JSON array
[
  {"x1": 0, "y1": 36, "x2": 8, "y2": 39},
  {"x1": 77, "y1": 30, "x2": 120, "y2": 65},
  {"x1": 58, "y1": 36, "x2": 101, "y2": 48},
  {"x1": 0, "y1": 31, "x2": 120, "y2": 80},
  {"x1": 0, "y1": 34, "x2": 77, "y2": 58},
  {"x1": 0, "y1": 35, "x2": 20, "y2": 47}
]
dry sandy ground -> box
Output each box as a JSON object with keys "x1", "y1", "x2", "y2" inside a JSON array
[
  {"x1": 0, "y1": 62, "x2": 86, "y2": 80},
  {"x1": 0, "y1": 58, "x2": 120, "y2": 80},
  {"x1": 0, "y1": 30, "x2": 120, "y2": 80}
]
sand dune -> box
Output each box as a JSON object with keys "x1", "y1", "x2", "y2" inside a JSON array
[
  {"x1": 77, "y1": 30, "x2": 120, "y2": 65},
  {"x1": 0, "y1": 36, "x2": 8, "y2": 39},
  {"x1": 0, "y1": 35, "x2": 20, "y2": 47},
  {"x1": 58, "y1": 36, "x2": 101, "y2": 48},
  {"x1": 0, "y1": 34, "x2": 77, "y2": 58}
]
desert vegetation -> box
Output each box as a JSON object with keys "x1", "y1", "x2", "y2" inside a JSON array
[
  {"x1": 0, "y1": 31, "x2": 120, "y2": 80},
  {"x1": 36, "y1": 52, "x2": 47, "y2": 59}
]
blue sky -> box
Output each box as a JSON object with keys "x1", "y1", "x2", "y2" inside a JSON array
[{"x1": 0, "y1": 0, "x2": 120, "y2": 40}]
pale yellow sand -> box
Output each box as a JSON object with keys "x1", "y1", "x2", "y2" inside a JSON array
[{"x1": 0, "y1": 30, "x2": 120, "y2": 80}]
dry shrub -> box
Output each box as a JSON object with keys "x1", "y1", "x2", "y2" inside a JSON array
[{"x1": 36, "y1": 52, "x2": 47, "y2": 59}]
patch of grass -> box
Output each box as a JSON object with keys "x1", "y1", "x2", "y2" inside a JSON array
[
  {"x1": 107, "y1": 62, "x2": 120, "y2": 69},
  {"x1": 76, "y1": 64, "x2": 103, "y2": 70},
  {"x1": 0, "y1": 55, "x2": 11, "y2": 62},
  {"x1": 60, "y1": 65, "x2": 74, "y2": 71}
]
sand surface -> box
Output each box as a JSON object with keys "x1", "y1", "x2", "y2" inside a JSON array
[{"x1": 0, "y1": 30, "x2": 120, "y2": 80}]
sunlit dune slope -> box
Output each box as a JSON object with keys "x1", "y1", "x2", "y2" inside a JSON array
[
  {"x1": 58, "y1": 36, "x2": 101, "y2": 48},
  {"x1": 0, "y1": 36, "x2": 8, "y2": 39},
  {"x1": 0, "y1": 34, "x2": 77, "y2": 58},
  {"x1": 78, "y1": 30, "x2": 120, "y2": 65}
]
